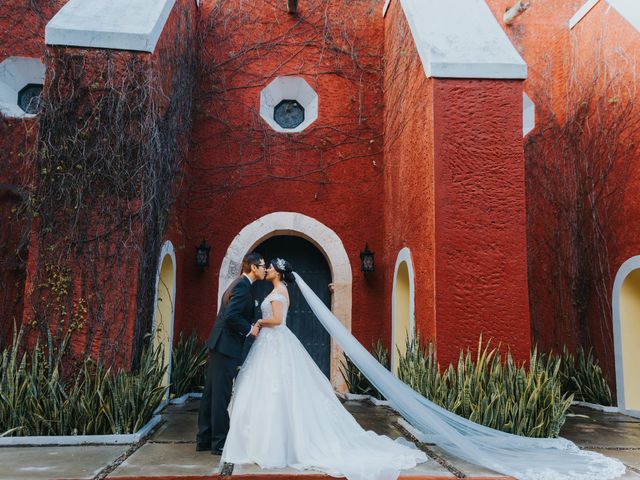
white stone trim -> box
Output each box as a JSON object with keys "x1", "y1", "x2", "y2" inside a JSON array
[
  {"x1": 391, "y1": 247, "x2": 415, "y2": 373},
  {"x1": 259, "y1": 77, "x2": 319, "y2": 133},
  {"x1": 152, "y1": 240, "x2": 177, "y2": 402},
  {"x1": 398, "y1": 0, "x2": 527, "y2": 79},
  {"x1": 0, "y1": 57, "x2": 45, "y2": 119},
  {"x1": 382, "y1": 0, "x2": 392, "y2": 17},
  {"x1": 0, "y1": 415, "x2": 161, "y2": 446},
  {"x1": 569, "y1": 0, "x2": 601, "y2": 29},
  {"x1": 218, "y1": 212, "x2": 352, "y2": 391},
  {"x1": 523, "y1": 92, "x2": 535, "y2": 136},
  {"x1": 45, "y1": 0, "x2": 176, "y2": 53},
  {"x1": 608, "y1": 0, "x2": 640, "y2": 33},
  {"x1": 612, "y1": 255, "x2": 640, "y2": 418}
]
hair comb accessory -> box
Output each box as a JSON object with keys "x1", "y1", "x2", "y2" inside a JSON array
[{"x1": 275, "y1": 258, "x2": 286, "y2": 271}]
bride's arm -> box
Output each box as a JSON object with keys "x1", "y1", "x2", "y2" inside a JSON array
[{"x1": 257, "y1": 300, "x2": 284, "y2": 327}]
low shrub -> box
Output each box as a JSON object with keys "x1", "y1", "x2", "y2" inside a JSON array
[
  {"x1": 555, "y1": 345, "x2": 612, "y2": 406},
  {"x1": 397, "y1": 336, "x2": 573, "y2": 438},
  {"x1": 340, "y1": 339, "x2": 389, "y2": 400},
  {"x1": 0, "y1": 328, "x2": 165, "y2": 436},
  {"x1": 170, "y1": 330, "x2": 207, "y2": 398}
]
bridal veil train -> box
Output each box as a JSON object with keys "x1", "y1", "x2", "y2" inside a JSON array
[{"x1": 293, "y1": 272, "x2": 626, "y2": 480}]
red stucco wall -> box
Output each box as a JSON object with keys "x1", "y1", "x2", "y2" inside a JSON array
[
  {"x1": 433, "y1": 79, "x2": 531, "y2": 364},
  {"x1": 4, "y1": 0, "x2": 637, "y2": 384},
  {"x1": 0, "y1": 1, "x2": 64, "y2": 341},
  {"x1": 173, "y1": 0, "x2": 388, "y2": 350},
  {"x1": 487, "y1": 0, "x2": 640, "y2": 384},
  {"x1": 382, "y1": 3, "x2": 531, "y2": 366}
]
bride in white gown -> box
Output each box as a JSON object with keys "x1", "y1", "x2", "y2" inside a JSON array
[{"x1": 221, "y1": 258, "x2": 428, "y2": 480}]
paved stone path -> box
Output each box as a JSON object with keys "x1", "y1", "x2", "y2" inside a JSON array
[{"x1": 0, "y1": 399, "x2": 638, "y2": 479}]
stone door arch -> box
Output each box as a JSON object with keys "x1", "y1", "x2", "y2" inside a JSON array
[{"x1": 218, "y1": 212, "x2": 352, "y2": 390}]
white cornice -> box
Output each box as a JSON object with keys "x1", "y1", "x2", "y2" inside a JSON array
[
  {"x1": 46, "y1": 0, "x2": 176, "y2": 53},
  {"x1": 398, "y1": 0, "x2": 527, "y2": 79}
]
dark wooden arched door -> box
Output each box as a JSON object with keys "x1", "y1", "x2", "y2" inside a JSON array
[{"x1": 253, "y1": 235, "x2": 332, "y2": 377}]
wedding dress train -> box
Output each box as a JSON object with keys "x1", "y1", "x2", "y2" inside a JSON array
[
  {"x1": 222, "y1": 291, "x2": 428, "y2": 480},
  {"x1": 291, "y1": 273, "x2": 626, "y2": 480}
]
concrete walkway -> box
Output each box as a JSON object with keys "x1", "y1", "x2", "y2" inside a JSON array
[{"x1": 0, "y1": 399, "x2": 638, "y2": 480}]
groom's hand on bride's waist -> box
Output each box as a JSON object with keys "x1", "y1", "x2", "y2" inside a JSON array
[{"x1": 247, "y1": 324, "x2": 260, "y2": 337}]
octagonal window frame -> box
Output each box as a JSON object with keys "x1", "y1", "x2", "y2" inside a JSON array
[
  {"x1": 260, "y1": 76, "x2": 318, "y2": 133},
  {"x1": 0, "y1": 57, "x2": 46, "y2": 119}
]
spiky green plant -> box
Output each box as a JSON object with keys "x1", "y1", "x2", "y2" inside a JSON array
[
  {"x1": 170, "y1": 330, "x2": 207, "y2": 398},
  {"x1": 556, "y1": 346, "x2": 612, "y2": 406},
  {"x1": 396, "y1": 336, "x2": 573, "y2": 438},
  {"x1": 340, "y1": 339, "x2": 389, "y2": 400},
  {"x1": 0, "y1": 327, "x2": 165, "y2": 437}
]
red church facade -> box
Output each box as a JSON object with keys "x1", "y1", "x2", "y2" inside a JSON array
[{"x1": 1, "y1": 0, "x2": 640, "y2": 415}]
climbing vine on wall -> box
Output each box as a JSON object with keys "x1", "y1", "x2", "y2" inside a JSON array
[
  {"x1": 24, "y1": 6, "x2": 196, "y2": 368},
  {"x1": 181, "y1": 0, "x2": 386, "y2": 221},
  {"x1": 525, "y1": 66, "x2": 639, "y2": 375}
]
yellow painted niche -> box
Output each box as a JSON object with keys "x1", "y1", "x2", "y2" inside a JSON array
[
  {"x1": 620, "y1": 268, "x2": 640, "y2": 410},
  {"x1": 153, "y1": 254, "x2": 175, "y2": 394},
  {"x1": 393, "y1": 261, "x2": 411, "y2": 375}
]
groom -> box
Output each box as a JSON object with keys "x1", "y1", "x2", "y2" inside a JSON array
[{"x1": 196, "y1": 252, "x2": 265, "y2": 454}]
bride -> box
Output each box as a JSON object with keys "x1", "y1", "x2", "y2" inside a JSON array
[
  {"x1": 221, "y1": 258, "x2": 428, "y2": 480},
  {"x1": 223, "y1": 258, "x2": 626, "y2": 480}
]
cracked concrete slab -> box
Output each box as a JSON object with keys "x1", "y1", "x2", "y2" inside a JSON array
[
  {"x1": 562, "y1": 408, "x2": 640, "y2": 449},
  {"x1": 149, "y1": 413, "x2": 198, "y2": 443},
  {"x1": 0, "y1": 445, "x2": 128, "y2": 480},
  {"x1": 107, "y1": 442, "x2": 221, "y2": 478},
  {"x1": 2, "y1": 400, "x2": 639, "y2": 480},
  {"x1": 425, "y1": 445, "x2": 505, "y2": 478}
]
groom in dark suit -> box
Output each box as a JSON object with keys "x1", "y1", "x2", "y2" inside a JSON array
[{"x1": 196, "y1": 252, "x2": 266, "y2": 454}]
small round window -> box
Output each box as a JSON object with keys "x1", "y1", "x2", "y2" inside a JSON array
[
  {"x1": 17, "y1": 83, "x2": 43, "y2": 114},
  {"x1": 274, "y1": 99, "x2": 304, "y2": 129}
]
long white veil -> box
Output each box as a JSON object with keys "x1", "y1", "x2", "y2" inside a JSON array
[{"x1": 293, "y1": 273, "x2": 626, "y2": 480}]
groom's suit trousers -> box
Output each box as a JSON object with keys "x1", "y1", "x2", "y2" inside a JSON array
[
  {"x1": 197, "y1": 275, "x2": 256, "y2": 452},
  {"x1": 198, "y1": 349, "x2": 240, "y2": 451}
]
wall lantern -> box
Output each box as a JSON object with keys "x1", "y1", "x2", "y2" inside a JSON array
[
  {"x1": 287, "y1": 0, "x2": 298, "y2": 14},
  {"x1": 195, "y1": 240, "x2": 211, "y2": 270},
  {"x1": 360, "y1": 244, "x2": 375, "y2": 273}
]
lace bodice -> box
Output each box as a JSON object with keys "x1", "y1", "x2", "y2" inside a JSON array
[{"x1": 260, "y1": 291, "x2": 289, "y2": 328}]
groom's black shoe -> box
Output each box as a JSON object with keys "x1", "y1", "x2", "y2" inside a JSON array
[
  {"x1": 196, "y1": 443, "x2": 210, "y2": 452},
  {"x1": 211, "y1": 448, "x2": 223, "y2": 455}
]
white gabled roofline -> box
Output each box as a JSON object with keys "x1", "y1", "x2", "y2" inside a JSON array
[
  {"x1": 45, "y1": 0, "x2": 176, "y2": 53},
  {"x1": 398, "y1": 0, "x2": 527, "y2": 80},
  {"x1": 570, "y1": 0, "x2": 640, "y2": 32},
  {"x1": 569, "y1": 0, "x2": 601, "y2": 29}
]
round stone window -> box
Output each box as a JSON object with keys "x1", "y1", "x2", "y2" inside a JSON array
[
  {"x1": 274, "y1": 99, "x2": 305, "y2": 129},
  {"x1": 17, "y1": 83, "x2": 43, "y2": 114}
]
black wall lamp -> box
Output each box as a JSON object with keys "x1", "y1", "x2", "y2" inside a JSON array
[
  {"x1": 360, "y1": 244, "x2": 375, "y2": 273},
  {"x1": 195, "y1": 239, "x2": 211, "y2": 270},
  {"x1": 287, "y1": 0, "x2": 298, "y2": 14}
]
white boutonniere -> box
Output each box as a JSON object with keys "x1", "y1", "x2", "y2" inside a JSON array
[{"x1": 255, "y1": 300, "x2": 259, "y2": 307}]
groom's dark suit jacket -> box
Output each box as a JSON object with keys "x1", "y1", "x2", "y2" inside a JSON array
[{"x1": 206, "y1": 275, "x2": 255, "y2": 359}]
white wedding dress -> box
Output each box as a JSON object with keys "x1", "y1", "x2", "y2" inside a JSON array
[{"x1": 221, "y1": 290, "x2": 428, "y2": 480}]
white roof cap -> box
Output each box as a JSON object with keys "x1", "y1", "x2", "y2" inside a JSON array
[
  {"x1": 399, "y1": 0, "x2": 527, "y2": 79},
  {"x1": 45, "y1": 0, "x2": 176, "y2": 53}
]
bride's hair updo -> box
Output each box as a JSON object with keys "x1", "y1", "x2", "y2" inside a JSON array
[{"x1": 272, "y1": 258, "x2": 295, "y2": 284}]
